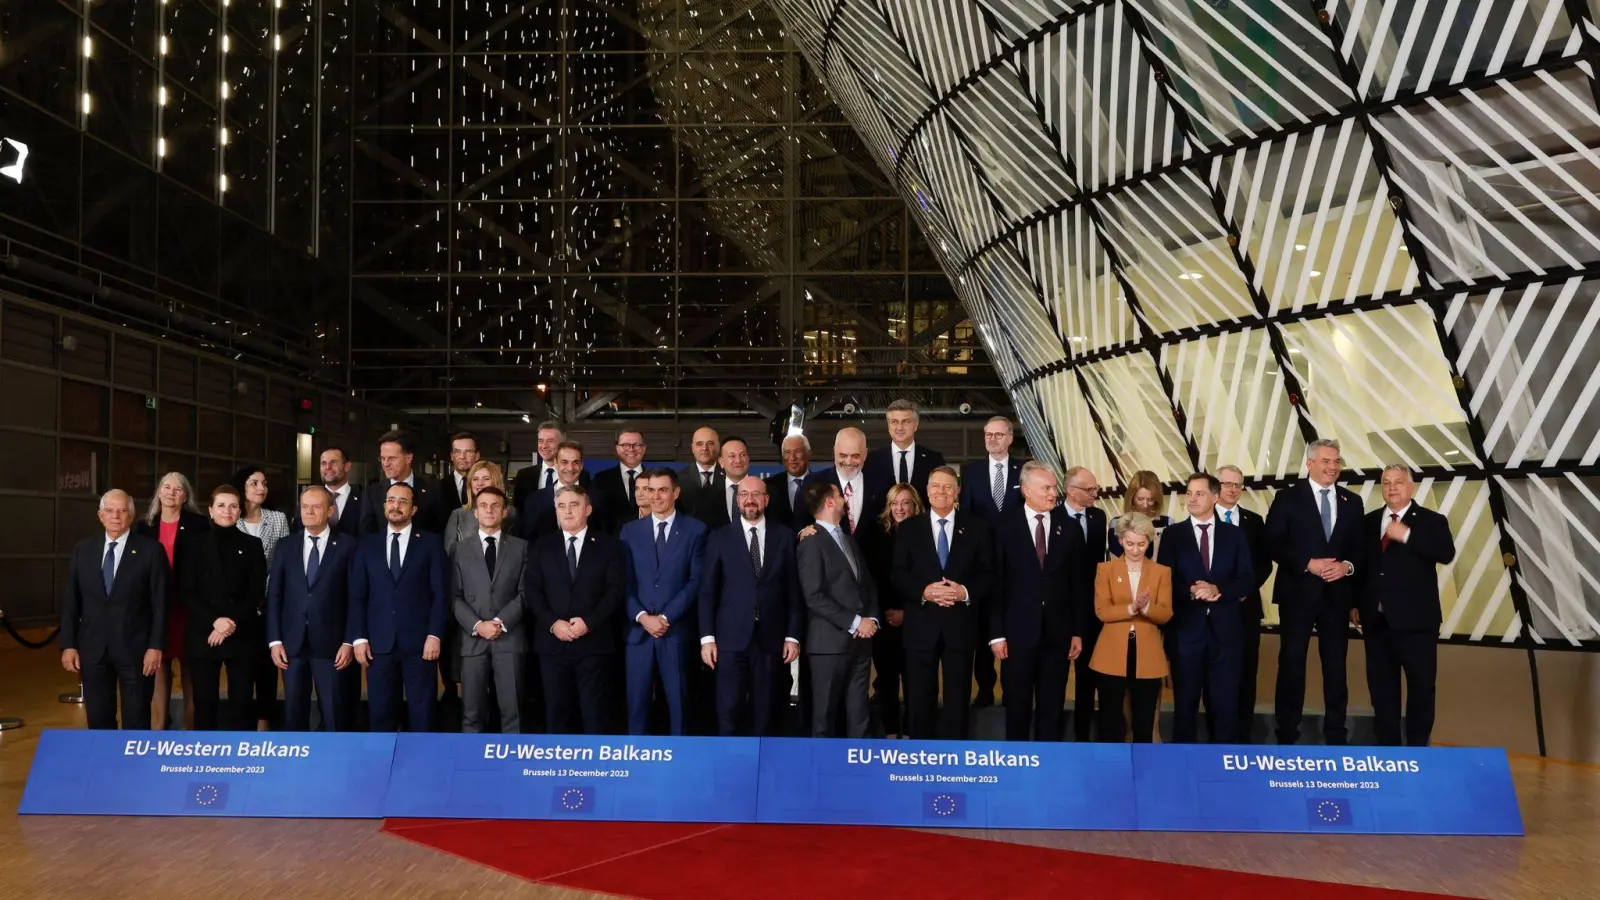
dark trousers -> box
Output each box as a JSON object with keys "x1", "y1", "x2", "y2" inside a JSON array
[
  {"x1": 809, "y1": 644, "x2": 872, "y2": 738},
  {"x1": 82, "y1": 656, "x2": 152, "y2": 730},
  {"x1": 871, "y1": 623, "x2": 905, "y2": 735},
  {"x1": 1275, "y1": 597, "x2": 1350, "y2": 745},
  {"x1": 367, "y1": 651, "x2": 438, "y2": 732},
  {"x1": 190, "y1": 655, "x2": 257, "y2": 731},
  {"x1": 625, "y1": 636, "x2": 687, "y2": 735},
  {"x1": 1209, "y1": 605, "x2": 1263, "y2": 742},
  {"x1": 1097, "y1": 637, "x2": 1162, "y2": 743},
  {"x1": 284, "y1": 654, "x2": 348, "y2": 731},
  {"x1": 1072, "y1": 629, "x2": 1100, "y2": 741},
  {"x1": 904, "y1": 639, "x2": 973, "y2": 740},
  {"x1": 973, "y1": 647, "x2": 997, "y2": 702},
  {"x1": 250, "y1": 642, "x2": 279, "y2": 726},
  {"x1": 714, "y1": 643, "x2": 781, "y2": 736},
  {"x1": 1001, "y1": 643, "x2": 1070, "y2": 742},
  {"x1": 437, "y1": 619, "x2": 462, "y2": 732},
  {"x1": 1171, "y1": 615, "x2": 1241, "y2": 744},
  {"x1": 1365, "y1": 616, "x2": 1437, "y2": 747},
  {"x1": 461, "y1": 650, "x2": 524, "y2": 734},
  {"x1": 542, "y1": 654, "x2": 615, "y2": 735}
]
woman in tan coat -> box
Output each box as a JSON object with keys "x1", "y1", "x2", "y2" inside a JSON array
[{"x1": 1089, "y1": 513, "x2": 1172, "y2": 743}]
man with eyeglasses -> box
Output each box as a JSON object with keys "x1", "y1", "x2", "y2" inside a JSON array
[
  {"x1": 1206, "y1": 465, "x2": 1274, "y2": 742},
  {"x1": 960, "y1": 416, "x2": 1022, "y2": 707},
  {"x1": 594, "y1": 429, "x2": 649, "y2": 535},
  {"x1": 1061, "y1": 466, "x2": 1109, "y2": 741},
  {"x1": 1264, "y1": 439, "x2": 1365, "y2": 745}
]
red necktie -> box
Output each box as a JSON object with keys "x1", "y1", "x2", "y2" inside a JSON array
[
  {"x1": 1034, "y1": 514, "x2": 1047, "y2": 568},
  {"x1": 1382, "y1": 512, "x2": 1398, "y2": 552},
  {"x1": 843, "y1": 482, "x2": 855, "y2": 532}
]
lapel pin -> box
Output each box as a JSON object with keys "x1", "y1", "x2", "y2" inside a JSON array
[
  {"x1": 131, "y1": 549, "x2": 138, "y2": 555},
  {"x1": 1116, "y1": 576, "x2": 1123, "y2": 583}
]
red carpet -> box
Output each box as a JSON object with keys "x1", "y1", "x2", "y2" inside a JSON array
[{"x1": 382, "y1": 818, "x2": 1469, "y2": 899}]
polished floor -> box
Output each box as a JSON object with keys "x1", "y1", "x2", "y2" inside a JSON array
[{"x1": 2, "y1": 635, "x2": 1595, "y2": 899}]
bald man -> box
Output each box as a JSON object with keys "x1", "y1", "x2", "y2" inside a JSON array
[
  {"x1": 61, "y1": 490, "x2": 171, "y2": 729},
  {"x1": 679, "y1": 426, "x2": 722, "y2": 513},
  {"x1": 796, "y1": 427, "x2": 884, "y2": 543}
]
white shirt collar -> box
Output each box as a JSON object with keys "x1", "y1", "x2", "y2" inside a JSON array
[
  {"x1": 392, "y1": 471, "x2": 415, "y2": 487},
  {"x1": 389, "y1": 522, "x2": 414, "y2": 540},
  {"x1": 651, "y1": 511, "x2": 677, "y2": 529},
  {"x1": 742, "y1": 516, "x2": 767, "y2": 536},
  {"x1": 697, "y1": 463, "x2": 718, "y2": 475},
  {"x1": 1385, "y1": 503, "x2": 1412, "y2": 521},
  {"x1": 561, "y1": 526, "x2": 588, "y2": 543},
  {"x1": 304, "y1": 526, "x2": 330, "y2": 543},
  {"x1": 930, "y1": 508, "x2": 956, "y2": 526},
  {"x1": 1192, "y1": 516, "x2": 1216, "y2": 528},
  {"x1": 478, "y1": 528, "x2": 502, "y2": 542},
  {"x1": 326, "y1": 482, "x2": 350, "y2": 497},
  {"x1": 1063, "y1": 502, "x2": 1088, "y2": 516},
  {"x1": 894, "y1": 440, "x2": 916, "y2": 455},
  {"x1": 988, "y1": 453, "x2": 1009, "y2": 464}
]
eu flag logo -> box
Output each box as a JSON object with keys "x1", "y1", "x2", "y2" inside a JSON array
[
  {"x1": 1306, "y1": 797, "x2": 1352, "y2": 828},
  {"x1": 923, "y1": 791, "x2": 966, "y2": 822},
  {"x1": 551, "y1": 785, "x2": 596, "y2": 814},
  {"x1": 185, "y1": 783, "x2": 229, "y2": 811}
]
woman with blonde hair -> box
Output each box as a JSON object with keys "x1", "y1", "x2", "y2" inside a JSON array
[
  {"x1": 868, "y1": 483, "x2": 923, "y2": 739},
  {"x1": 444, "y1": 460, "x2": 518, "y2": 556},
  {"x1": 134, "y1": 472, "x2": 207, "y2": 729},
  {"x1": 1090, "y1": 513, "x2": 1172, "y2": 742},
  {"x1": 1109, "y1": 470, "x2": 1170, "y2": 557}
]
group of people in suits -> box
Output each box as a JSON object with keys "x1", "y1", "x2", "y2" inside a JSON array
[{"x1": 59, "y1": 414, "x2": 1456, "y2": 749}]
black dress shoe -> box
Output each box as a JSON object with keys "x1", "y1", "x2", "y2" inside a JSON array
[{"x1": 974, "y1": 692, "x2": 994, "y2": 709}]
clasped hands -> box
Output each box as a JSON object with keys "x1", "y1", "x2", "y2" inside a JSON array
[
  {"x1": 473, "y1": 619, "x2": 504, "y2": 640},
  {"x1": 1188, "y1": 581, "x2": 1222, "y2": 603},
  {"x1": 207, "y1": 617, "x2": 237, "y2": 647},
  {"x1": 551, "y1": 617, "x2": 590, "y2": 642},
  {"x1": 638, "y1": 613, "x2": 670, "y2": 639},
  {"x1": 1306, "y1": 558, "x2": 1350, "y2": 582},
  {"x1": 921, "y1": 578, "x2": 966, "y2": 607}
]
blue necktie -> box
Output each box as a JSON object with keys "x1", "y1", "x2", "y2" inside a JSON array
[
  {"x1": 1223, "y1": 509, "x2": 1233, "y2": 525},
  {"x1": 567, "y1": 535, "x2": 579, "y2": 581},
  {"x1": 655, "y1": 521, "x2": 667, "y2": 565},
  {"x1": 102, "y1": 540, "x2": 117, "y2": 595},
  {"x1": 936, "y1": 518, "x2": 949, "y2": 569},
  {"x1": 389, "y1": 532, "x2": 401, "y2": 579},
  {"x1": 1319, "y1": 488, "x2": 1333, "y2": 541},
  {"x1": 306, "y1": 535, "x2": 321, "y2": 587}
]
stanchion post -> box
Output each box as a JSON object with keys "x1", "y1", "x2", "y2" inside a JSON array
[
  {"x1": 60, "y1": 683, "x2": 83, "y2": 704},
  {"x1": 0, "y1": 717, "x2": 22, "y2": 731}
]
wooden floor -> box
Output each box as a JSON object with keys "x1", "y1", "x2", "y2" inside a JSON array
[{"x1": 3, "y1": 634, "x2": 1595, "y2": 900}]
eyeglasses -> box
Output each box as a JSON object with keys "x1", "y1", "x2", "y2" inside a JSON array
[
  {"x1": 1068, "y1": 484, "x2": 1100, "y2": 494},
  {"x1": 616, "y1": 442, "x2": 645, "y2": 450},
  {"x1": 982, "y1": 431, "x2": 1010, "y2": 439},
  {"x1": 1219, "y1": 480, "x2": 1244, "y2": 489}
]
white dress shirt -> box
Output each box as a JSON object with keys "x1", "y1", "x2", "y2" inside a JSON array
[
  {"x1": 1126, "y1": 566, "x2": 1143, "y2": 632},
  {"x1": 699, "y1": 517, "x2": 798, "y2": 646},
  {"x1": 327, "y1": 482, "x2": 351, "y2": 523},
  {"x1": 1189, "y1": 516, "x2": 1216, "y2": 569},
  {"x1": 561, "y1": 526, "x2": 588, "y2": 566},
  {"x1": 1063, "y1": 502, "x2": 1092, "y2": 541},
  {"x1": 478, "y1": 528, "x2": 509, "y2": 632},
  {"x1": 101, "y1": 532, "x2": 129, "y2": 580},
  {"x1": 893, "y1": 441, "x2": 917, "y2": 482},
  {"x1": 817, "y1": 519, "x2": 876, "y2": 636},
  {"x1": 1312, "y1": 481, "x2": 1339, "y2": 529},
  {"x1": 839, "y1": 471, "x2": 865, "y2": 526},
  {"x1": 637, "y1": 513, "x2": 676, "y2": 624},
  {"x1": 352, "y1": 523, "x2": 421, "y2": 647},
  {"x1": 1379, "y1": 503, "x2": 1412, "y2": 542},
  {"x1": 1216, "y1": 502, "x2": 1239, "y2": 525},
  {"x1": 269, "y1": 527, "x2": 335, "y2": 649}
]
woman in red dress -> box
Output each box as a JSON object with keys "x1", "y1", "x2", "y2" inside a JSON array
[{"x1": 135, "y1": 472, "x2": 208, "y2": 730}]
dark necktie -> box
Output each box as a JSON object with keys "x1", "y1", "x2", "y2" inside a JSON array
[
  {"x1": 702, "y1": 470, "x2": 712, "y2": 488},
  {"x1": 567, "y1": 535, "x2": 579, "y2": 581},
  {"x1": 655, "y1": 520, "x2": 667, "y2": 565},
  {"x1": 833, "y1": 528, "x2": 860, "y2": 579},
  {"x1": 102, "y1": 540, "x2": 118, "y2": 594},
  {"x1": 843, "y1": 481, "x2": 855, "y2": 532},
  {"x1": 389, "y1": 532, "x2": 402, "y2": 579},
  {"x1": 306, "y1": 535, "x2": 321, "y2": 587},
  {"x1": 329, "y1": 493, "x2": 341, "y2": 527},
  {"x1": 484, "y1": 535, "x2": 496, "y2": 578},
  {"x1": 729, "y1": 483, "x2": 738, "y2": 521},
  {"x1": 625, "y1": 470, "x2": 636, "y2": 501},
  {"x1": 1319, "y1": 488, "x2": 1333, "y2": 541},
  {"x1": 898, "y1": 450, "x2": 909, "y2": 485},
  {"x1": 1198, "y1": 523, "x2": 1211, "y2": 578},
  {"x1": 791, "y1": 477, "x2": 802, "y2": 511},
  {"x1": 936, "y1": 518, "x2": 949, "y2": 569},
  {"x1": 749, "y1": 526, "x2": 762, "y2": 578},
  {"x1": 1382, "y1": 512, "x2": 1398, "y2": 552},
  {"x1": 1033, "y1": 514, "x2": 1046, "y2": 568},
  {"x1": 544, "y1": 467, "x2": 555, "y2": 490},
  {"x1": 991, "y1": 462, "x2": 1005, "y2": 512},
  {"x1": 1075, "y1": 511, "x2": 1087, "y2": 541}
]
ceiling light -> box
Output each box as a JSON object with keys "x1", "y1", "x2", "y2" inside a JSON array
[
  {"x1": 1294, "y1": 244, "x2": 1307, "y2": 251},
  {"x1": 1177, "y1": 272, "x2": 1202, "y2": 280},
  {"x1": 1308, "y1": 270, "x2": 1322, "y2": 277}
]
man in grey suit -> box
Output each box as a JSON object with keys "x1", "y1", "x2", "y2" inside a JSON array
[
  {"x1": 452, "y1": 486, "x2": 527, "y2": 733},
  {"x1": 797, "y1": 480, "x2": 880, "y2": 738}
]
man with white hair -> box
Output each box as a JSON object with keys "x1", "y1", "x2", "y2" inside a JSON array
[
  {"x1": 60, "y1": 489, "x2": 171, "y2": 729},
  {"x1": 765, "y1": 433, "x2": 812, "y2": 529}
]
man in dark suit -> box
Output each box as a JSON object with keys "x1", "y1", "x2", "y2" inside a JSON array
[
  {"x1": 765, "y1": 433, "x2": 812, "y2": 529},
  {"x1": 1061, "y1": 466, "x2": 1109, "y2": 741},
  {"x1": 989, "y1": 462, "x2": 1085, "y2": 742},
  {"x1": 320, "y1": 446, "x2": 363, "y2": 539},
  {"x1": 511, "y1": 420, "x2": 568, "y2": 502},
  {"x1": 350, "y1": 482, "x2": 449, "y2": 732},
  {"x1": 520, "y1": 441, "x2": 605, "y2": 543},
  {"x1": 591, "y1": 429, "x2": 648, "y2": 535},
  {"x1": 958, "y1": 416, "x2": 1022, "y2": 708},
  {"x1": 693, "y1": 436, "x2": 752, "y2": 528},
  {"x1": 268, "y1": 485, "x2": 356, "y2": 731},
  {"x1": 699, "y1": 475, "x2": 802, "y2": 736},
  {"x1": 892, "y1": 466, "x2": 993, "y2": 739},
  {"x1": 619, "y1": 468, "x2": 707, "y2": 735},
  {"x1": 443, "y1": 432, "x2": 481, "y2": 511},
  {"x1": 1357, "y1": 465, "x2": 1456, "y2": 747},
  {"x1": 798, "y1": 480, "x2": 880, "y2": 738},
  {"x1": 358, "y1": 430, "x2": 448, "y2": 535},
  {"x1": 60, "y1": 490, "x2": 169, "y2": 730},
  {"x1": 452, "y1": 486, "x2": 528, "y2": 734},
  {"x1": 526, "y1": 484, "x2": 626, "y2": 735},
  {"x1": 796, "y1": 427, "x2": 880, "y2": 542},
  {"x1": 864, "y1": 399, "x2": 946, "y2": 512},
  {"x1": 1208, "y1": 464, "x2": 1273, "y2": 742},
  {"x1": 678, "y1": 426, "x2": 722, "y2": 513},
  {"x1": 1159, "y1": 473, "x2": 1257, "y2": 743},
  {"x1": 1265, "y1": 439, "x2": 1366, "y2": 745}
]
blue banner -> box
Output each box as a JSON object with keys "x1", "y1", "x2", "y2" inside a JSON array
[
  {"x1": 19, "y1": 730, "x2": 395, "y2": 818},
  {"x1": 1131, "y1": 745, "x2": 1523, "y2": 835},
  {"x1": 754, "y1": 738, "x2": 1139, "y2": 830},
  {"x1": 383, "y1": 733, "x2": 761, "y2": 823}
]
